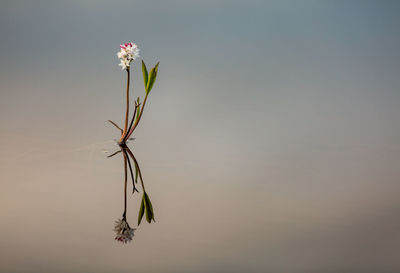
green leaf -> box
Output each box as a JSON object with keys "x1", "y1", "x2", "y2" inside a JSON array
[
  {"x1": 144, "y1": 192, "x2": 155, "y2": 223},
  {"x1": 146, "y1": 62, "x2": 159, "y2": 94},
  {"x1": 135, "y1": 97, "x2": 141, "y2": 122},
  {"x1": 138, "y1": 196, "x2": 145, "y2": 225},
  {"x1": 146, "y1": 68, "x2": 155, "y2": 94},
  {"x1": 134, "y1": 160, "x2": 139, "y2": 183},
  {"x1": 135, "y1": 104, "x2": 141, "y2": 122},
  {"x1": 144, "y1": 197, "x2": 150, "y2": 223},
  {"x1": 144, "y1": 192, "x2": 153, "y2": 213},
  {"x1": 154, "y1": 61, "x2": 159, "y2": 73},
  {"x1": 142, "y1": 60, "x2": 148, "y2": 89}
]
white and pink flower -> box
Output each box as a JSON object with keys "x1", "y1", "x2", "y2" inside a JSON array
[
  {"x1": 117, "y1": 42, "x2": 140, "y2": 70},
  {"x1": 114, "y1": 218, "x2": 136, "y2": 243}
]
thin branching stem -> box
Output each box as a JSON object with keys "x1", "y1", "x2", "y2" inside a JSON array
[
  {"x1": 107, "y1": 150, "x2": 122, "y2": 158},
  {"x1": 123, "y1": 149, "x2": 138, "y2": 193},
  {"x1": 123, "y1": 68, "x2": 131, "y2": 136},
  {"x1": 127, "y1": 93, "x2": 148, "y2": 136},
  {"x1": 123, "y1": 102, "x2": 138, "y2": 142},
  {"x1": 108, "y1": 120, "x2": 123, "y2": 135},
  {"x1": 126, "y1": 148, "x2": 146, "y2": 192},
  {"x1": 123, "y1": 152, "x2": 128, "y2": 218}
]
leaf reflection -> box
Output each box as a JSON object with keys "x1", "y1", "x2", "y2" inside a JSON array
[{"x1": 108, "y1": 143, "x2": 155, "y2": 243}]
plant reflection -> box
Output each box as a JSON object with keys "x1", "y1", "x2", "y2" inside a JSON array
[
  {"x1": 108, "y1": 143, "x2": 155, "y2": 243},
  {"x1": 106, "y1": 42, "x2": 159, "y2": 243}
]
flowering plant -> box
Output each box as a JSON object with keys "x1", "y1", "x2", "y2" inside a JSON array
[
  {"x1": 107, "y1": 42, "x2": 158, "y2": 243},
  {"x1": 109, "y1": 41, "x2": 160, "y2": 146},
  {"x1": 117, "y1": 42, "x2": 139, "y2": 70}
]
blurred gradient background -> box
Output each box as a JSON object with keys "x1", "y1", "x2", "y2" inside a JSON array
[{"x1": 1, "y1": 0, "x2": 400, "y2": 272}]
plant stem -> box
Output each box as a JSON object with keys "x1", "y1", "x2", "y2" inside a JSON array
[
  {"x1": 123, "y1": 149, "x2": 137, "y2": 193},
  {"x1": 126, "y1": 148, "x2": 146, "y2": 192},
  {"x1": 123, "y1": 68, "x2": 131, "y2": 135},
  {"x1": 123, "y1": 103, "x2": 138, "y2": 142},
  {"x1": 108, "y1": 120, "x2": 123, "y2": 135},
  {"x1": 107, "y1": 149, "x2": 121, "y2": 158},
  {"x1": 123, "y1": 151, "x2": 128, "y2": 217},
  {"x1": 127, "y1": 93, "x2": 148, "y2": 136}
]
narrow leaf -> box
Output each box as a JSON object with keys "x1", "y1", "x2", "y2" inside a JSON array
[
  {"x1": 135, "y1": 97, "x2": 141, "y2": 122},
  {"x1": 142, "y1": 60, "x2": 148, "y2": 89},
  {"x1": 144, "y1": 192, "x2": 154, "y2": 214},
  {"x1": 135, "y1": 104, "x2": 141, "y2": 122},
  {"x1": 134, "y1": 160, "x2": 139, "y2": 183},
  {"x1": 154, "y1": 61, "x2": 159, "y2": 73},
  {"x1": 146, "y1": 62, "x2": 159, "y2": 94},
  {"x1": 144, "y1": 192, "x2": 155, "y2": 223},
  {"x1": 138, "y1": 196, "x2": 145, "y2": 225},
  {"x1": 146, "y1": 68, "x2": 155, "y2": 94},
  {"x1": 144, "y1": 195, "x2": 151, "y2": 223}
]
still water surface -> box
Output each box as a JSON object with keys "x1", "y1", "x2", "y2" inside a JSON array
[
  {"x1": 1, "y1": 125, "x2": 400, "y2": 273},
  {"x1": 1, "y1": 1, "x2": 400, "y2": 271}
]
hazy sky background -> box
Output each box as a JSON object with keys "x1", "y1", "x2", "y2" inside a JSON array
[{"x1": 1, "y1": 1, "x2": 400, "y2": 272}]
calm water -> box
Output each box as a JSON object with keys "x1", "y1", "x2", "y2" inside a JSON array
[
  {"x1": 1, "y1": 116, "x2": 400, "y2": 272},
  {"x1": 1, "y1": 1, "x2": 400, "y2": 272}
]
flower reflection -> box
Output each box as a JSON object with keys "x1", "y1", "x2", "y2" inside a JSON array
[
  {"x1": 108, "y1": 143, "x2": 155, "y2": 244},
  {"x1": 114, "y1": 218, "x2": 136, "y2": 243}
]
